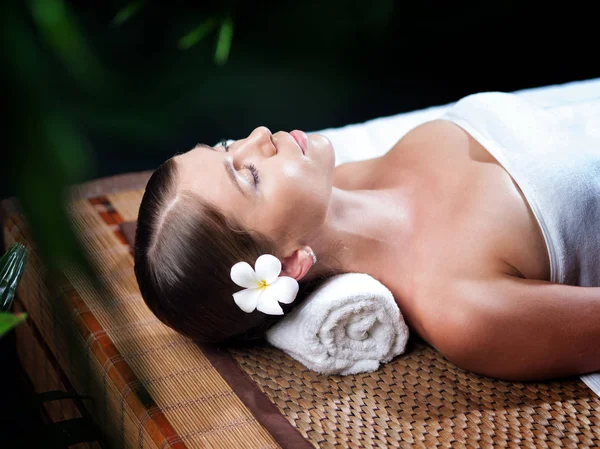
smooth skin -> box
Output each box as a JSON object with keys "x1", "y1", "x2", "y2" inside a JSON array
[{"x1": 175, "y1": 122, "x2": 600, "y2": 382}]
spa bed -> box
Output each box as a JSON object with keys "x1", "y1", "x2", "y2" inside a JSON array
[{"x1": 2, "y1": 78, "x2": 599, "y2": 448}]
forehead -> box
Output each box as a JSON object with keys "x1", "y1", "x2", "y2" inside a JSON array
[
  {"x1": 173, "y1": 145, "x2": 280, "y2": 236},
  {"x1": 173, "y1": 146, "x2": 237, "y2": 209}
]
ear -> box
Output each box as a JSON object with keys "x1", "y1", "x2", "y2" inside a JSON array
[{"x1": 280, "y1": 247, "x2": 314, "y2": 282}]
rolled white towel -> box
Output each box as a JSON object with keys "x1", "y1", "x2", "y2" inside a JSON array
[{"x1": 265, "y1": 273, "x2": 410, "y2": 375}]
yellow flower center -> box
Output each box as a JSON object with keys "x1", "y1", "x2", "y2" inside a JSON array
[{"x1": 257, "y1": 280, "x2": 268, "y2": 289}]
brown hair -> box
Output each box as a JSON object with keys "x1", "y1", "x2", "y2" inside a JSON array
[{"x1": 133, "y1": 157, "x2": 327, "y2": 347}]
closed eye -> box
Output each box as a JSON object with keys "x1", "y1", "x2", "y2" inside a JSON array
[
  {"x1": 216, "y1": 140, "x2": 259, "y2": 186},
  {"x1": 197, "y1": 140, "x2": 260, "y2": 189},
  {"x1": 217, "y1": 139, "x2": 231, "y2": 152},
  {"x1": 244, "y1": 163, "x2": 260, "y2": 185}
]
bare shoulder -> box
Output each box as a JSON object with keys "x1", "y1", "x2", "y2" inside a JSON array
[
  {"x1": 389, "y1": 119, "x2": 469, "y2": 150},
  {"x1": 334, "y1": 119, "x2": 469, "y2": 190},
  {"x1": 379, "y1": 119, "x2": 475, "y2": 171}
]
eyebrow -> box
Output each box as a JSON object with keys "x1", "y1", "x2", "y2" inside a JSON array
[{"x1": 195, "y1": 143, "x2": 247, "y2": 197}]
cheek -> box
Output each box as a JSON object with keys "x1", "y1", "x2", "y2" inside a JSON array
[
  {"x1": 280, "y1": 167, "x2": 327, "y2": 210},
  {"x1": 252, "y1": 161, "x2": 331, "y2": 236},
  {"x1": 257, "y1": 184, "x2": 326, "y2": 239},
  {"x1": 283, "y1": 183, "x2": 328, "y2": 229}
]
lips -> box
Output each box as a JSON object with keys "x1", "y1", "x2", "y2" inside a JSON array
[{"x1": 289, "y1": 130, "x2": 308, "y2": 155}]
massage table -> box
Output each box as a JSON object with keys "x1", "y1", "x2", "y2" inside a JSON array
[{"x1": 2, "y1": 78, "x2": 599, "y2": 448}]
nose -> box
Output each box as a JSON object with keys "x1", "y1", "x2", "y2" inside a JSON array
[
  {"x1": 247, "y1": 126, "x2": 276, "y2": 157},
  {"x1": 230, "y1": 126, "x2": 276, "y2": 168}
]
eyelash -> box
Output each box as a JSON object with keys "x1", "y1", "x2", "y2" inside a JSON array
[
  {"x1": 245, "y1": 163, "x2": 260, "y2": 185},
  {"x1": 218, "y1": 139, "x2": 230, "y2": 151},
  {"x1": 219, "y1": 139, "x2": 260, "y2": 185}
]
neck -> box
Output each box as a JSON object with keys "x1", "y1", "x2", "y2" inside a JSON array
[{"x1": 308, "y1": 186, "x2": 417, "y2": 278}]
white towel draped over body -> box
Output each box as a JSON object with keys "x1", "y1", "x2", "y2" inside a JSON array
[{"x1": 265, "y1": 273, "x2": 409, "y2": 376}]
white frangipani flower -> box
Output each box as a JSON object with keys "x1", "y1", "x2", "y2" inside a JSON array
[{"x1": 230, "y1": 254, "x2": 299, "y2": 315}]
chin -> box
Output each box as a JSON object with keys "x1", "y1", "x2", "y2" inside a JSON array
[{"x1": 310, "y1": 133, "x2": 336, "y2": 167}]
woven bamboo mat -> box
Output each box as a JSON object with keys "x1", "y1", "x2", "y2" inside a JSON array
[
  {"x1": 231, "y1": 342, "x2": 600, "y2": 448},
  {"x1": 2, "y1": 171, "x2": 599, "y2": 449},
  {"x1": 2, "y1": 174, "x2": 281, "y2": 449}
]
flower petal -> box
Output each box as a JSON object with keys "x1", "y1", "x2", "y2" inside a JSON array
[
  {"x1": 256, "y1": 290, "x2": 284, "y2": 315},
  {"x1": 254, "y1": 254, "x2": 281, "y2": 284},
  {"x1": 267, "y1": 277, "x2": 299, "y2": 305},
  {"x1": 232, "y1": 288, "x2": 262, "y2": 313},
  {"x1": 231, "y1": 262, "x2": 258, "y2": 288}
]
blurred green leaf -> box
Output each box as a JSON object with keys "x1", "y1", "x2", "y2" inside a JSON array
[
  {"x1": 178, "y1": 17, "x2": 218, "y2": 50},
  {"x1": 112, "y1": 0, "x2": 144, "y2": 26},
  {"x1": 214, "y1": 17, "x2": 234, "y2": 66},
  {"x1": 28, "y1": 0, "x2": 114, "y2": 96},
  {"x1": 0, "y1": 312, "x2": 27, "y2": 338},
  {"x1": 2, "y1": 1, "x2": 118, "y2": 314},
  {"x1": 12, "y1": 109, "x2": 94, "y2": 273},
  {"x1": 0, "y1": 242, "x2": 29, "y2": 312}
]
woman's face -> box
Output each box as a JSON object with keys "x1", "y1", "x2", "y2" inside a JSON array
[{"x1": 175, "y1": 126, "x2": 336, "y2": 249}]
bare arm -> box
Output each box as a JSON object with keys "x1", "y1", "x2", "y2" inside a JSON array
[{"x1": 430, "y1": 274, "x2": 600, "y2": 381}]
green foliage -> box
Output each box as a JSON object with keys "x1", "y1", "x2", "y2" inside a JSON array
[
  {"x1": 0, "y1": 242, "x2": 29, "y2": 312},
  {"x1": 0, "y1": 312, "x2": 27, "y2": 338},
  {"x1": 112, "y1": 0, "x2": 144, "y2": 26},
  {"x1": 214, "y1": 17, "x2": 234, "y2": 66},
  {"x1": 0, "y1": 242, "x2": 29, "y2": 338},
  {"x1": 178, "y1": 17, "x2": 218, "y2": 50}
]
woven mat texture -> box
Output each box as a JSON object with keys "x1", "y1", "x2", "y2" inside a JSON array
[{"x1": 2, "y1": 187, "x2": 279, "y2": 449}]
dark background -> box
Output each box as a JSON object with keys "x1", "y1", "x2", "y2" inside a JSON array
[{"x1": 1, "y1": 0, "x2": 598, "y2": 200}]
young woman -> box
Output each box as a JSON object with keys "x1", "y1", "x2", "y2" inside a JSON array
[{"x1": 133, "y1": 92, "x2": 600, "y2": 383}]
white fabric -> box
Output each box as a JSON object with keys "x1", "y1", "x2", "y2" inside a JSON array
[
  {"x1": 267, "y1": 78, "x2": 600, "y2": 395},
  {"x1": 313, "y1": 78, "x2": 600, "y2": 167},
  {"x1": 265, "y1": 273, "x2": 409, "y2": 375},
  {"x1": 442, "y1": 91, "x2": 600, "y2": 287},
  {"x1": 582, "y1": 375, "x2": 600, "y2": 398}
]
